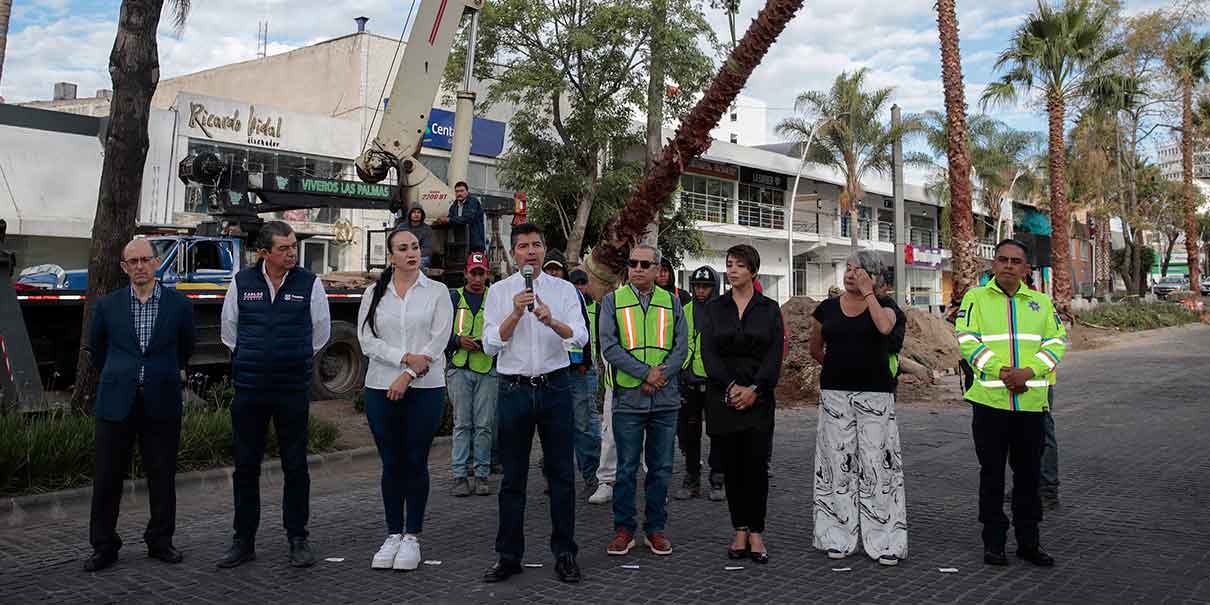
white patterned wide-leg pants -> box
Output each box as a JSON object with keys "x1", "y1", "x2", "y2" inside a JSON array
[{"x1": 812, "y1": 389, "x2": 908, "y2": 560}]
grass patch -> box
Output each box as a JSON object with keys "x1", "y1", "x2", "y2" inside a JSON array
[
  {"x1": 0, "y1": 398, "x2": 340, "y2": 497},
  {"x1": 1077, "y1": 302, "x2": 1200, "y2": 331}
]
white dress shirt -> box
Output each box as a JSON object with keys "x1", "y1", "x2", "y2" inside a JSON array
[
  {"x1": 357, "y1": 273, "x2": 454, "y2": 390},
  {"x1": 221, "y1": 265, "x2": 331, "y2": 354},
  {"x1": 482, "y1": 270, "x2": 588, "y2": 376}
]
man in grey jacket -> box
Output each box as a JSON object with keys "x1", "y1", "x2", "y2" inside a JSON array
[{"x1": 598, "y1": 244, "x2": 688, "y2": 557}]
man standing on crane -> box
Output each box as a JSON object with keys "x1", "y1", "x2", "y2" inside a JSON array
[{"x1": 433, "y1": 181, "x2": 486, "y2": 254}]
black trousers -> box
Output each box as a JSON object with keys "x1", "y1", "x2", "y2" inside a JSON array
[
  {"x1": 715, "y1": 427, "x2": 772, "y2": 533},
  {"x1": 231, "y1": 392, "x2": 311, "y2": 542},
  {"x1": 971, "y1": 402, "x2": 1045, "y2": 551},
  {"x1": 677, "y1": 385, "x2": 721, "y2": 478},
  {"x1": 89, "y1": 390, "x2": 182, "y2": 554}
]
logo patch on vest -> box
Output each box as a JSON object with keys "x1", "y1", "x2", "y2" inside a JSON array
[
  {"x1": 242, "y1": 291, "x2": 265, "y2": 302},
  {"x1": 282, "y1": 293, "x2": 305, "y2": 302},
  {"x1": 1028, "y1": 301, "x2": 1040, "y2": 312}
]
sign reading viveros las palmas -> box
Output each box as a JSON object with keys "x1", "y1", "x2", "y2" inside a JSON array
[{"x1": 292, "y1": 177, "x2": 396, "y2": 200}]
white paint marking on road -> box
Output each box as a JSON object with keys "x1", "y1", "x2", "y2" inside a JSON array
[
  {"x1": 523, "y1": 563, "x2": 543, "y2": 568},
  {"x1": 832, "y1": 567, "x2": 852, "y2": 572},
  {"x1": 724, "y1": 566, "x2": 745, "y2": 571},
  {"x1": 324, "y1": 558, "x2": 345, "y2": 562},
  {"x1": 621, "y1": 564, "x2": 641, "y2": 569}
]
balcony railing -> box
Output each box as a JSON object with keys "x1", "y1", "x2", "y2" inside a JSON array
[
  {"x1": 682, "y1": 191, "x2": 729, "y2": 223},
  {"x1": 910, "y1": 228, "x2": 935, "y2": 248},
  {"x1": 738, "y1": 200, "x2": 784, "y2": 230},
  {"x1": 840, "y1": 218, "x2": 872, "y2": 240}
]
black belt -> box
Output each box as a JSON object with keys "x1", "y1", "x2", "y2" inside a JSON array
[{"x1": 499, "y1": 368, "x2": 568, "y2": 387}]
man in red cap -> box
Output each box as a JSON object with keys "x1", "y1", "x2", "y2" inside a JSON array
[{"x1": 446, "y1": 252, "x2": 498, "y2": 496}]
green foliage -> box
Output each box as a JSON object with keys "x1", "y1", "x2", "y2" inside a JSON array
[
  {"x1": 0, "y1": 404, "x2": 340, "y2": 497},
  {"x1": 1110, "y1": 244, "x2": 1156, "y2": 276},
  {"x1": 657, "y1": 203, "x2": 706, "y2": 269},
  {"x1": 1077, "y1": 301, "x2": 1199, "y2": 330},
  {"x1": 446, "y1": 0, "x2": 717, "y2": 259}
]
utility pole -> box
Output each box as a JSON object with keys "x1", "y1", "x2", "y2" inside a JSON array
[
  {"x1": 448, "y1": 9, "x2": 480, "y2": 188},
  {"x1": 892, "y1": 104, "x2": 907, "y2": 306}
]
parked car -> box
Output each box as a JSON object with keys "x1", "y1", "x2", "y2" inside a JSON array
[
  {"x1": 1202, "y1": 277, "x2": 1210, "y2": 296},
  {"x1": 1152, "y1": 275, "x2": 1190, "y2": 299}
]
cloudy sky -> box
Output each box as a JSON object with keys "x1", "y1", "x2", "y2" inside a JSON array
[{"x1": 0, "y1": 0, "x2": 1182, "y2": 151}]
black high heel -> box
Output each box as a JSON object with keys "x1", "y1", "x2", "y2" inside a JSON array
[{"x1": 749, "y1": 549, "x2": 770, "y2": 564}]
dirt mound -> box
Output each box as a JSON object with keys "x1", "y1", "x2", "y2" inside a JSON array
[{"x1": 775, "y1": 296, "x2": 960, "y2": 406}]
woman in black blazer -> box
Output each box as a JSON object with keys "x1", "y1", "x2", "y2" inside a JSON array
[{"x1": 699, "y1": 244, "x2": 784, "y2": 564}]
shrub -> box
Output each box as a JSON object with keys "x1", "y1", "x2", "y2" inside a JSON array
[
  {"x1": 0, "y1": 406, "x2": 341, "y2": 497},
  {"x1": 1077, "y1": 302, "x2": 1200, "y2": 331}
]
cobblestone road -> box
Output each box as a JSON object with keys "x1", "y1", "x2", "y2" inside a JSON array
[{"x1": 3, "y1": 324, "x2": 1209, "y2": 604}]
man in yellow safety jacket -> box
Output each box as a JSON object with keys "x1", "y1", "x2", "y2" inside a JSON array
[
  {"x1": 673, "y1": 265, "x2": 725, "y2": 501},
  {"x1": 445, "y1": 253, "x2": 498, "y2": 497},
  {"x1": 955, "y1": 239, "x2": 1066, "y2": 568}
]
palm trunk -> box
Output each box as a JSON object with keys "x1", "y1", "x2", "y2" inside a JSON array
[
  {"x1": 936, "y1": 0, "x2": 976, "y2": 308},
  {"x1": 70, "y1": 0, "x2": 166, "y2": 413},
  {"x1": 582, "y1": 0, "x2": 806, "y2": 299},
  {"x1": 848, "y1": 206, "x2": 859, "y2": 249},
  {"x1": 0, "y1": 0, "x2": 11, "y2": 89},
  {"x1": 1046, "y1": 92, "x2": 1073, "y2": 313},
  {"x1": 1182, "y1": 83, "x2": 1203, "y2": 298}
]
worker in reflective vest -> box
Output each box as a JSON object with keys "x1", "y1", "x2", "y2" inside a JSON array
[
  {"x1": 568, "y1": 269, "x2": 602, "y2": 494},
  {"x1": 674, "y1": 265, "x2": 725, "y2": 501},
  {"x1": 446, "y1": 253, "x2": 498, "y2": 497},
  {"x1": 955, "y1": 239, "x2": 1066, "y2": 568},
  {"x1": 597, "y1": 245, "x2": 688, "y2": 555}
]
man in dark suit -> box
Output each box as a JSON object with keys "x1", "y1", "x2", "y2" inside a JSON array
[{"x1": 84, "y1": 238, "x2": 196, "y2": 572}]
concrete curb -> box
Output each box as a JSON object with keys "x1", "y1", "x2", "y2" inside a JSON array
[{"x1": 6, "y1": 435, "x2": 454, "y2": 514}]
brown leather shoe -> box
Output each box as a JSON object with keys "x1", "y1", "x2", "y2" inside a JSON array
[
  {"x1": 606, "y1": 527, "x2": 635, "y2": 556},
  {"x1": 646, "y1": 532, "x2": 673, "y2": 555}
]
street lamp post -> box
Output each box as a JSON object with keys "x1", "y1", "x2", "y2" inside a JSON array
[{"x1": 786, "y1": 113, "x2": 845, "y2": 298}]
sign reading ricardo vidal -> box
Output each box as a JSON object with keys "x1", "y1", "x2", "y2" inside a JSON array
[{"x1": 188, "y1": 102, "x2": 284, "y2": 148}]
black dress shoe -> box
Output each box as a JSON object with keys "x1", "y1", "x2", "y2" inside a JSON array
[
  {"x1": 1016, "y1": 546, "x2": 1055, "y2": 567},
  {"x1": 749, "y1": 549, "x2": 770, "y2": 564},
  {"x1": 483, "y1": 559, "x2": 523, "y2": 583},
  {"x1": 148, "y1": 544, "x2": 184, "y2": 564},
  {"x1": 984, "y1": 549, "x2": 1008, "y2": 566},
  {"x1": 727, "y1": 546, "x2": 749, "y2": 560},
  {"x1": 216, "y1": 539, "x2": 256, "y2": 569},
  {"x1": 83, "y1": 550, "x2": 118, "y2": 572},
  {"x1": 554, "y1": 554, "x2": 581, "y2": 583},
  {"x1": 288, "y1": 537, "x2": 316, "y2": 568}
]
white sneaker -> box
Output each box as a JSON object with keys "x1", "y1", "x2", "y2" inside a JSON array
[
  {"x1": 588, "y1": 483, "x2": 613, "y2": 505},
  {"x1": 393, "y1": 535, "x2": 421, "y2": 571},
  {"x1": 372, "y1": 534, "x2": 402, "y2": 569}
]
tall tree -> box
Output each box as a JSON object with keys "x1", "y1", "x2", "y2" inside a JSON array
[
  {"x1": 1165, "y1": 29, "x2": 1210, "y2": 299},
  {"x1": 935, "y1": 0, "x2": 977, "y2": 307},
  {"x1": 981, "y1": 0, "x2": 1123, "y2": 312},
  {"x1": 0, "y1": 0, "x2": 11, "y2": 92},
  {"x1": 72, "y1": 1, "x2": 192, "y2": 412},
  {"x1": 710, "y1": 0, "x2": 742, "y2": 48},
  {"x1": 450, "y1": 0, "x2": 716, "y2": 265},
  {"x1": 776, "y1": 68, "x2": 922, "y2": 249},
  {"x1": 584, "y1": 0, "x2": 806, "y2": 296}
]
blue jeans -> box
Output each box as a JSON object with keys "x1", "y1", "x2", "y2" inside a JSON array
[
  {"x1": 612, "y1": 408, "x2": 678, "y2": 534},
  {"x1": 448, "y1": 368, "x2": 497, "y2": 480},
  {"x1": 495, "y1": 372, "x2": 577, "y2": 561},
  {"x1": 571, "y1": 368, "x2": 601, "y2": 484},
  {"x1": 1040, "y1": 387, "x2": 1059, "y2": 498},
  {"x1": 365, "y1": 387, "x2": 446, "y2": 535}
]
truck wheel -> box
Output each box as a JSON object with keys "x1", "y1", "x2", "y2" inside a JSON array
[{"x1": 311, "y1": 320, "x2": 366, "y2": 401}]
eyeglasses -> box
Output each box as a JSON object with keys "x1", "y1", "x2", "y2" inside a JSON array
[
  {"x1": 122, "y1": 256, "x2": 156, "y2": 266},
  {"x1": 627, "y1": 260, "x2": 654, "y2": 269}
]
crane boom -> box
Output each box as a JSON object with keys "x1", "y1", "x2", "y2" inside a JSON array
[{"x1": 355, "y1": 0, "x2": 485, "y2": 220}]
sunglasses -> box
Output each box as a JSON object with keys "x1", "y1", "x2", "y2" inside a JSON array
[{"x1": 627, "y1": 260, "x2": 654, "y2": 269}]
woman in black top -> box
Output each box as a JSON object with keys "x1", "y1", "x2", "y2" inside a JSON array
[
  {"x1": 700, "y1": 244, "x2": 784, "y2": 564},
  {"x1": 808, "y1": 250, "x2": 907, "y2": 567}
]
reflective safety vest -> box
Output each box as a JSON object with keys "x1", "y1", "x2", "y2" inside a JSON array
[
  {"x1": 569, "y1": 296, "x2": 598, "y2": 363},
  {"x1": 681, "y1": 301, "x2": 707, "y2": 379},
  {"x1": 955, "y1": 280, "x2": 1067, "y2": 412},
  {"x1": 450, "y1": 287, "x2": 494, "y2": 374},
  {"x1": 612, "y1": 285, "x2": 675, "y2": 389}
]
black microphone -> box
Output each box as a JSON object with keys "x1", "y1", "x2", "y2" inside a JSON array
[{"x1": 521, "y1": 265, "x2": 535, "y2": 311}]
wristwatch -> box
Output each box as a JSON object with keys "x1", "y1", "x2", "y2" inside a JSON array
[{"x1": 403, "y1": 368, "x2": 419, "y2": 379}]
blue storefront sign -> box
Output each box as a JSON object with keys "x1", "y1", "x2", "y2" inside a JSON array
[{"x1": 422, "y1": 107, "x2": 507, "y2": 158}]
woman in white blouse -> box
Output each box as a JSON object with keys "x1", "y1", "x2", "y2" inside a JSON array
[{"x1": 357, "y1": 228, "x2": 453, "y2": 572}]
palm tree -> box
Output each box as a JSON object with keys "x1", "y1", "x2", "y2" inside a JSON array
[
  {"x1": 776, "y1": 68, "x2": 922, "y2": 249},
  {"x1": 0, "y1": 0, "x2": 12, "y2": 92},
  {"x1": 1166, "y1": 30, "x2": 1210, "y2": 299},
  {"x1": 72, "y1": 0, "x2": 192, "y2": 413},
  {"x1": 935, "y1": 0, "x2": 978, "y2": 307},
  {"x1": 981, "y1": 0, "x2": 1123, "y2": 312},
  {"x1": 973, "y1": 124, "x2": 1043, "y2": 241},
  {"x1": 584, "y1": 0, "x2": 806, "y2": 297},
  {"x1": 916, "y1": 110, "x2": 994, "y2": 249}
]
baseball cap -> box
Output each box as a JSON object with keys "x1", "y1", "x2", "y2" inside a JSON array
[
  {"x1": 569, "y1": 269, "x2": 589, "y2": 284},
  {"x1": 466, "y1": 252, "x2": 489, "y2": 273},
  {"x1": 543, "y1": 258, "x2": 565, "y2": 270}
]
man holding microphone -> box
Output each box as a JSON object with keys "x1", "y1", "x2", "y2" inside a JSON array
[{"x1": 480, "y1": 223, "x2": 588, "y2": 584}]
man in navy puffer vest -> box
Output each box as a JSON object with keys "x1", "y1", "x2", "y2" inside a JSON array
[{"x1": 216, "y1": 221, "x2": 331, "y2": 569}]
